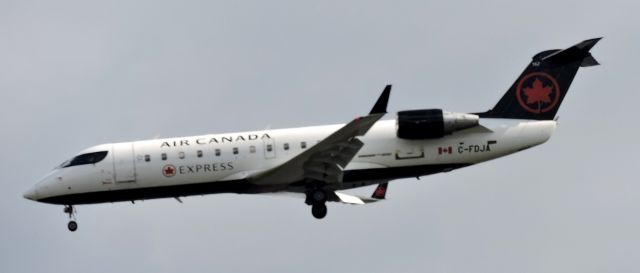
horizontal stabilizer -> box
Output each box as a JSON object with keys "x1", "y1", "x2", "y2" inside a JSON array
[
  {"x1": 542, "y1": 37, "x2": 602, "y2": 65},
  {"x1": 581, "y1": 54, "x2": 599, "y2": 67}
]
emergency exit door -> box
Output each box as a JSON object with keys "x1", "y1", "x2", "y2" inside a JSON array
[{"x1": 112, "y1": 143, "x2": 136, "y2": 183}]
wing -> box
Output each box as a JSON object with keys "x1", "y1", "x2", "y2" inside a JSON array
[
  {"x1": 260, "y1": 186, "x2": 385, "y2": 204},
  {"x1": 249, "y1": 85, "x2": 391, "y2": 186}
]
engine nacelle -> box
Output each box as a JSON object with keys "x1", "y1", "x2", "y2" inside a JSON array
[{"x1": 396, "y1": 109, "x2": 479, "y2": 139}]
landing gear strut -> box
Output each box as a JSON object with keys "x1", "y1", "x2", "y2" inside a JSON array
[{"x1": 64, "y1": 205, "x2": 77, "y2": 232}]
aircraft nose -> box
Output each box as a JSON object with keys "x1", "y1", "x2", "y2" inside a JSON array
[{"x1": 23, "y1": 186, "x2": 38, "y2": 201}]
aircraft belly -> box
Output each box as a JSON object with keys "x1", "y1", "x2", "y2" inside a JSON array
[{"x1": 38, "y1": 179, "x2": 255, "y2": 205}]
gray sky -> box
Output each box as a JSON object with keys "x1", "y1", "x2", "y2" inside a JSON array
[{"x1": 1, "y1": 1, "x2": 639, "y2": 272}]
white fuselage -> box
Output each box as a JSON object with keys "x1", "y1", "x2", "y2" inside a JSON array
[{"x1": 25, "y1": 118, "x2": 556, "y2": 204}]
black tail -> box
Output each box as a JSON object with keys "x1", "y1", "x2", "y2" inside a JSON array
[{"x1": 479, "y1": 38, "x2": 601, "y2": 120}]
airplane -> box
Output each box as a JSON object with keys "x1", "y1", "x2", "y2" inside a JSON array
[{"x1": 24, "y1": 38, "x2": 601, "y2": 232}]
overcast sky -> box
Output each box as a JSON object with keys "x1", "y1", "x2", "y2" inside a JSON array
[{"x1": 2, "y1": 1, "x2": 639, "y2": 272}]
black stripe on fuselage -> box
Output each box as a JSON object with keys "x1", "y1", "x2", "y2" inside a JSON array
[{"x1": 38, "y1": 163, "x2": 470, "y2": 205}]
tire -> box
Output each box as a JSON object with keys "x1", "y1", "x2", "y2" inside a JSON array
[
  {"x1": 311, "y1": 203, "x2": 327, "y2": 219},
  {"x1": 68, "y1": 221, "x2": 78, "y2": 232}
]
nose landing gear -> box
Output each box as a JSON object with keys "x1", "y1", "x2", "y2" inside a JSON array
[{"x1": 64, "y1": 205, "x2": 77, "y2": 232}]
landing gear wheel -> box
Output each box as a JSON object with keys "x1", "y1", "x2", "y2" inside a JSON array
[
  {"x1": 311, "y1": 203, "x2": 327, "y2": 219},
  {"x1": 64, "y1": 205, "x2": 77, "y2": 232},
  {"x1": 68, "y1": 221, "x2": 78, "y2": 232}
]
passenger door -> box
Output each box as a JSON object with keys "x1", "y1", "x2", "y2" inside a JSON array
[{"x1": 112, "y1": 143, "x2": 136, "y2": 182}]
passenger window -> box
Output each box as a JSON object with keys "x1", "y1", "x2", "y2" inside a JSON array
[
  {"x1": 284, "y1": 143, "x2": 289, "y2": 151},
  {"x1": 215, "y1": 149, "x2": 221, "y2": 156},
  {"x1": 267, "y1": 144, "x2": 273, "y2": 152},
  {"x1": 144, "y1": 155, "x2": 150, "y2": 162},
  {"x1": 197, "y1": 150, "x2": 203, "y2": 158},
  {"x1": 233, "y1": 147, "x2": 239, "y2": 155},
  {"x1": 178, "y1": 151, "x2": 185, "y2": 159},
  {"x1": 301, "y1": 141, "x2": 307, "y2": 149},
  {"x1": 161, "y1": 153, "x2": 167, "y2": 160},
  {"x1": 249, "y1": 146, "x2": 256, "y2": 153}
]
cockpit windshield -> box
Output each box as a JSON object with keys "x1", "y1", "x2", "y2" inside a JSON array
[{"x1": 58, "y1": 151, "x2": 109, "y2": 168}]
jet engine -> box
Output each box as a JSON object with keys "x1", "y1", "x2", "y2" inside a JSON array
[{"x1": 396, "y1": 109, "x2": 479, "y2": 139}]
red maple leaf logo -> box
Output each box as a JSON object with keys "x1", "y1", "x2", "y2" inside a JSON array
[
  {"x1": 523, "y1": 78, "x2": 553, "y2": 106},
  {"x1": 516, "y1": 72, "x2": 560, "y2": 114},
  {"x1": 163, "y1": 165, "x2": 176, "y2": 177}
]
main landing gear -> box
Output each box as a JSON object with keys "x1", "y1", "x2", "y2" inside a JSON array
[
  {"x1": 306, "y1": 189, "x2": 328, "y2": 219},
  {"x1": 64, "y1": 205, "x2": 78, "y2": 232}
]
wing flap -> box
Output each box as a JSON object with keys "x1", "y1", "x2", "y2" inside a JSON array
[
  {"x1": 306, "y1": 138, "x2": 363, "y2": 167},
  {"x1": 332, "y1": 191, "x2": 380, "y2": 204}
]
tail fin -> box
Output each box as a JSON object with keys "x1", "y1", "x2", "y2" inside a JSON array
[{"x1": 479, "y1": 38, "x2": 601, "y2": 120}]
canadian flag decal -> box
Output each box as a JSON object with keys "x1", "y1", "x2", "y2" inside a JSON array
[{"x1": 438, "y1": 147, "x2": 452, "y2": 154}]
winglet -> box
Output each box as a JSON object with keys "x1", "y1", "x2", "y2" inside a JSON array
[
  {"x1": 369, "y1": 85, "x2": 392, "y2": 114},
  {"x1": 371, "y1": 182, "x2": 388, "y2": 199}
]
